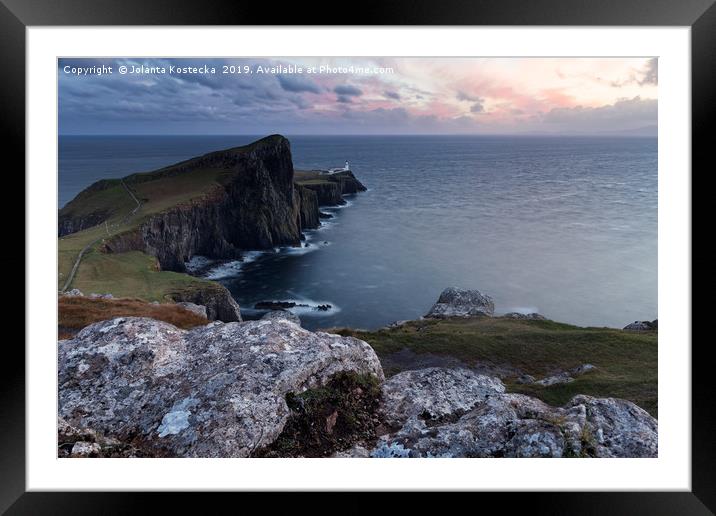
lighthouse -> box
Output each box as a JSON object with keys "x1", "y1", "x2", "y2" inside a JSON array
[{"x1": 345, "y1": 160, "x2": 350, "y2": 171}]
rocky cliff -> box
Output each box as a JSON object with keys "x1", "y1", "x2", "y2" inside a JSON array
[
  {"x1": 300, "y1": 171, "x2": 367, "y2": 206},
  {"x1": 101, "y1": 136, "x2": 308, "y2": 272},
  {"x1": 60, "y1": 136, "x2": 366, "y2": 274}
]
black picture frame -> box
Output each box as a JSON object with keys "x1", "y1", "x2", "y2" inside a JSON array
[{"x1": 4, "y1": 0, "x2": 710, "y2": 512}]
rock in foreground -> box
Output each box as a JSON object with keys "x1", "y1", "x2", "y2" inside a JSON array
[
  {"x1": 624, "y1": 319, "x2": 658, "y2": 331},
  {"x1": 364, "y1": 368, "x2": 657, "y2": 458},
  {"x1": 58, "y1": 317, "x2": 384, "y2": 457},
  {"x1": 425, "y1": 287, "x2": 495, "y2": 318}
]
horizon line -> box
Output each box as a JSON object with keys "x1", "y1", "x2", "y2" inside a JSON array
[{"x1": 58, "y1": 132, "x2": 657, "y2": 138}]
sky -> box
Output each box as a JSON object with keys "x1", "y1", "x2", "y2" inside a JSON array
[{"x1": 58, "y1": 57, "x2": 657, "y2": 136}]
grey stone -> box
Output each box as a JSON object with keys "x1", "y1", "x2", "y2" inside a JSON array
[
  {"x1": 624, "y1": 320, "x2": 658, "y2": 331},
  {"x1": 571, "y1": 363, "x2": 596, "y2": 376},
  {"x1": 70, "y1": 442, "x2": 101, "y2": 457},
  {"x1": 535, "y1": 372, "x2": 574, "y2": 386},
  {"x1": 425, "y1": 287, "x2": 495, "y2": 318},
  {"x1": 58, "y1": 317, "x2": 384, "y2": 458},
  {"x1": 368, "y1": 368, "x2": 657, "y2": 458},
  {"x1": 500, "y1": 312, "x2": 546, "y2": 320},
  {"x1": 88, "y1": 293, "x2": 114, "y2": 299},
  {"x1": 261, "y1": 309, "x2": 301, "y2": 326},
  {"x1": 176, "y1": 301, "x2": 208, "y2": 319}
]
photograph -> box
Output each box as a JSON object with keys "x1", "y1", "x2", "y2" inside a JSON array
[{"x1": 56, "y1": 56, "x2": 659, "y2": 459}]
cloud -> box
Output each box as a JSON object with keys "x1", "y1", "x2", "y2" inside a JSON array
[
  {"x1": 277, "y1": 75, "x2": 321, "y2": 94},
  {"x1": 470, "y1": 101, "x2": 485, "y2": 113},
  {"x1": 457, "y1": 90, "x2": 481, "y2": 102},
  {"x1": 334, "y1": 84, "x2": 363, "y2": 96},
  {"x1": 384, "y1": 90, "x2": 401, "y2": 100},
  {"x1": 336, "y1": 95, "x2": 353, "y2": 104},
  {"x1": 639, "y1": 58, "x2": 657, "y2": 85},
  {"x1": 541, "y1": 96, "x2": 657, "y2": 131},
  {"x1": 608, "y1": 58, "x2": 658, "y2": 88}
]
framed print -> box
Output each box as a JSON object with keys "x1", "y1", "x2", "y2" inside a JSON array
[{"x1": 4, "y1": 0, "x2": 712, "y2": 512}]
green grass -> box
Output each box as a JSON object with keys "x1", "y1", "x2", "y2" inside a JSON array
[
  {"x1": 334, "y1": 318, "x2": 658, "y2": 417},
  {"x1": 69, "y1": 249, "x2": 214, "y2": 302}
]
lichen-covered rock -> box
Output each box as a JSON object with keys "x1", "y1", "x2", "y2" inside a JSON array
[
  {"x1": 261, "y1": 309, "x2": 301, "y2": 326},
  {"x1": 425, "y1": 287, "x2": 495, "y2": 318},
  {"x1": 500, "y1": 312, "x2": 546, "y2": 320},
  {"x1": 369, "y1": 368, "x2": 657, "y2": 458},
  {"x1": 61, "y1": 288, "x2": 84, "y2": 297},
  {"x1": 624, "y1": 319, "x2": 658, "y2": 331},
  {"x1": 58, "y1": 317, "x2": 383, "y2": 458},
  {"x1": 568, "y1": 395, "x2": 658, "y2": 458},
  {"x1": 534, "y1": 372, "x2": 574, "y2": 386},
  {"x1": 176, "y1": 301, "x2": 208, "y2": 319}
]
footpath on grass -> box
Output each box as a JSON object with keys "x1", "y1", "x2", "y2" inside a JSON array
[{"x1": 60, "y1": 180, "x2": 141, "y2": 293}]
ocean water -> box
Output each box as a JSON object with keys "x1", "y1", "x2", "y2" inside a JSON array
[{"x1": 59, "y1": 135, "x2": 657, "y2": 330}]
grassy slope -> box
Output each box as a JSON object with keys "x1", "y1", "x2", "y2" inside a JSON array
[
  {"x1": 58, "y1": 166, "x2": 228, "y2": 295},
  {"x1": 335, "y1": 318, "x2": 658, "y2": 417}
]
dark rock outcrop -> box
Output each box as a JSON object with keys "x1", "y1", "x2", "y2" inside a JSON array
[
  {"x1": 169, "y1": 283, "x2": 242, "y2": 322},
  {"x1": 300, "y1": 171, "x2": 367, "y2": 206},
  {"x1": 425, "y1": 287, "x2": 495, "y2": 318},
  {"x1": 101, "y1": 136, "x2": 309, "y2": 272},
  {"x1": 295, "y1": 185, "x2": 320, "y2": 229}
]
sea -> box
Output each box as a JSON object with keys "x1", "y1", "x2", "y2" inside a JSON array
[{"x1": 59, "y1": 135, "x2": 658, "y2": 330}]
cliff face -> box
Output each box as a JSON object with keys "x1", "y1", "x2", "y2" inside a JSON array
[
  {"x1": 101, "y1": 136, "x2": 311, "y2": 272},
  {"x1": 300, "y1": 171, "x2": 367, "y2": 206},
  {"x1": 295, "y1": 185, "x2": 320, "y2": 230}
]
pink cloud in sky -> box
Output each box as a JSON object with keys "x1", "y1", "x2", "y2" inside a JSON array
[{"x1": 59, "y1": 57, "x2": 657, "y2": 135}]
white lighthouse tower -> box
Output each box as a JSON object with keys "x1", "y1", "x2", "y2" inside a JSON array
[{"x1": 344, "y1": 160, "x2": 350, "y2": 171}]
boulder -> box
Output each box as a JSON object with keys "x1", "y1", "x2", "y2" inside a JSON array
[
  {"x1": 425, "y1": 287, "x2": 495, "y2": 318},
  {"x1": 500, "y1": 312, "x2": 546, "y2": 320},
  {"x1": 261, "y1": 309, "x2": 301, "y2": 326},
  {"x1": 61, "y1": 288, "x2": 84, "y2": 297},
  {"x1": 89, "y1": 293, "x2": 114, "y2": 299},
  {"x1": 624, "y1": 319, "x2": 658, "y2": 331},
  {"x1": 364, "y1": 367, "x2": 657, "y2": 458},
  {"x1": 58, "y1": 317, "x2": 383, "y2": 458},
  {"x1": 176, "y1": 301, "x2": 208, "y2": 319},
  {"x1": 535, "y1": 372, "x2": 574, "y2": 386}
]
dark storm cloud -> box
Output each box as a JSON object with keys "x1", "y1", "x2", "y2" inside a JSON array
[
  {"x1": 58, "y1": 58, "x2": 322, "y2": 133},
  {"x1": 470, "y1": 101, "x2": 485, "y2": 113},
  {"x1": 277, "y1": 75, "x2": 322, "y2": 94},
  {"x1": 334, "y1": 84, "x2": 362, "y2": 96},
  {"x1": 336, "y1": 95, "x2": 353, "y2": 104}
]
